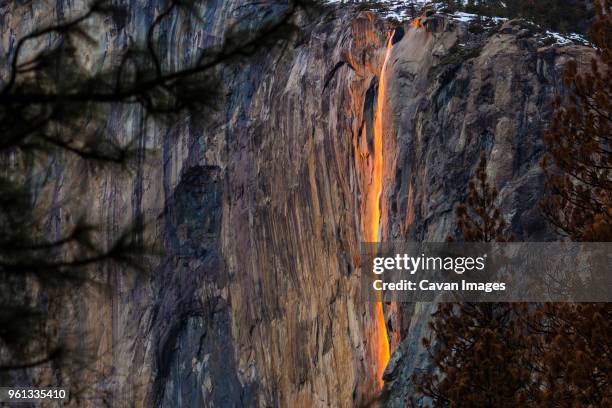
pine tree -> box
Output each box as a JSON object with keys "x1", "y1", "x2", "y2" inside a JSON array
[
  {"x1": 534, "y1": 2, "x2": 612, "y2": 406},
  {"x1": 442, "y1": 0, "x2": 591, "y2": 33},
  {"x1": 527, "y1": 303, "x2": 612, "y2": 407},
  {"x1": 412, "y1": 153, "x2": 533, "y2": 408},
  {"x1": 449, "y1": 153, "x2": 513, "y2": 243},
  {"x1": 541, "y1": 0, "x2": 612, "y2": 242},
  {"x1": 0, "y1": 0, "x2": 319, "y2": 401}
]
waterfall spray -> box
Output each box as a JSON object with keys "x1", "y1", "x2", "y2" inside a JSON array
[{"x1": 371, "y1": 31, "x2": 394, "y2": 389}]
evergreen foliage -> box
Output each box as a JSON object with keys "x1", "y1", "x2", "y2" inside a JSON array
[
  {"x1": 0, "y1": 0, "x2": 320, "y2": 400},
  {"x1": 439, "y1": 0, "x2": 592, "y2": 33},
  {"x1": 411, "y1": 154, "x2": 530, "y2": 408},
  {"x1": 535, "y1": 2, "x2": 612, "y2": 406},
  {"x1": 412, "y1": 4, "x2": 611, "y2": 406}
]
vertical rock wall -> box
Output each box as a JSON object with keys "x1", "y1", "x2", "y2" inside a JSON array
[
  {"x1": 380, "y1": 17, "x2": 593, "y2": 406},
  {"x1": 1, "y1": 1, "x2": 594, "y2": 406}
]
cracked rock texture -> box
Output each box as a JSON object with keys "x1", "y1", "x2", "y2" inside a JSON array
[{"x1": 1, "y1": 1, "x2": 593, "y2": 406}]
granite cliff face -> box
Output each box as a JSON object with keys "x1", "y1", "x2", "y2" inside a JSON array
[{"x1": 1, "y1": 1, "x2": 593, "y2": 406}]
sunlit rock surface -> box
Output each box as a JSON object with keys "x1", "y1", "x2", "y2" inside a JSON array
[{"x1": 1, "y1": 1, "x2": 594, "y2": 406}]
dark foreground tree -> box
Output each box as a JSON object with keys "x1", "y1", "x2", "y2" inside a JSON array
[
  {"x1": 411, "y1": 153, "x2": 534, "y2": 407},
  {"x1": 541, "y1": 0, "x2": 611, "y2": 243},
  {"x1": 534, "y1": 2, "x2": 612, "y2": 406},
  {"x1": 0, "y1": 0, "x2": 321, "y2": 402},
  {"x1": 447, "y1": 153, "x2": 514, "y2": 243},
  {"x1": 413, "y1": 3, "x2": 611, "y2": 405}
]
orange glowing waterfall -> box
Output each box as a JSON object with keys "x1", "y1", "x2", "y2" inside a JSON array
[
  {"x1": 369, "y1": 33, "x2": 393, "y2": 245},
  {"x1": 374, "y1": 300, "x2": 390, "y2": 389},
  {"x1": 370, "y1": 32, "x2": 394, "y2": 389}
]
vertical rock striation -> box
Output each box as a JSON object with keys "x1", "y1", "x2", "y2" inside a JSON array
[
  {"x1": 1, "y1": 1, "x2": 595, "y2": 406},
  {"x1": 380, "y1": 17, "x2": 594, "y2": 407}
]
